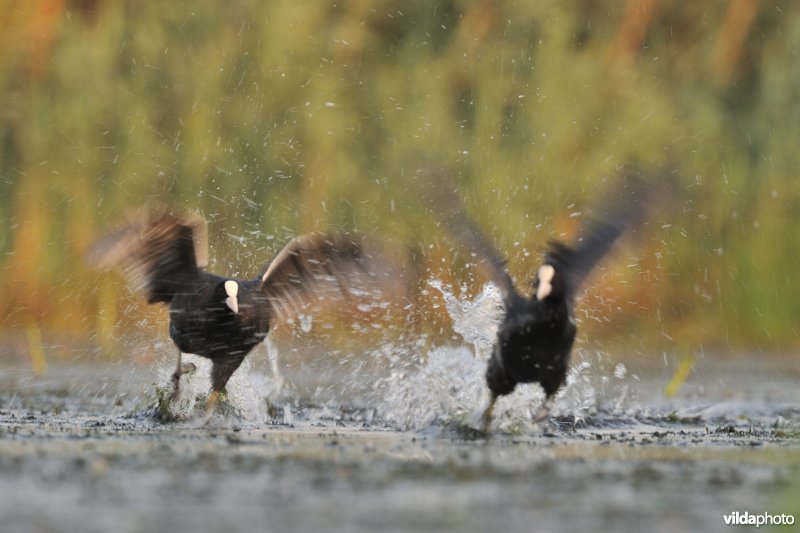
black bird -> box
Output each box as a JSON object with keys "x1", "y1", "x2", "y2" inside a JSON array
[
  {"x1": 427, "y1": 169, "x2": 655, "y2": 430},
  {"x1": 88, "y1": 210, "x2": 370, "y2": 415}
]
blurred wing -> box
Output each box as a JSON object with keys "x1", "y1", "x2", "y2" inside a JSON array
[
  {"x1": 548, "y1": 169, "x2": 655, "y2": 300},
  {"x1": 87, "y1": 210, "x2": 208, "y2": 303},
  {"x1": 258, "y1": 233, "x2": 372, "y2": 321},
  {"x1": 418, "y1": 163, "x2": 517, "y2": 306}
]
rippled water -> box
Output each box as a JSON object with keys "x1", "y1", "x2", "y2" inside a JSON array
[{"x1": 1, "y1": 281, "x2": 799, "y2": 533}]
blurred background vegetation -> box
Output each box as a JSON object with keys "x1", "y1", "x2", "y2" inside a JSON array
[{"x1": 1, "y1": 0, "x2": 799, "y2": 367}]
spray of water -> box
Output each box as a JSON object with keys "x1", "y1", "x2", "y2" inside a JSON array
[
  {"x1": 135, "y1": 279, "x2": 616, "y2": 432},
  {"x1": 371, "y1": 281, "x2": 618, "y2": 432}
]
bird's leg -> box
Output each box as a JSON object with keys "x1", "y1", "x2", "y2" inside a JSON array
[
  {"x1": 531, "y1": 395, "x2": 555, "y2": 424},
  {"x1": 204, "y1": 355, "x2": 246, "y2": 418},
  {"x1": 170, "y1": 349, "x2": 197, "y2": 402},
  {"x1": 205, "y1": 390, "x2": 220, "y2": 416},
  {"x1": 480, "y1": 393, "x2": 498, "y2": 432},
  {"x1": 171, "y1": 349, "x2": 184, "y2": 401}
]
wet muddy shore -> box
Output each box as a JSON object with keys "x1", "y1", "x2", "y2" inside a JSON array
[{"x1": 1, "y1": 356, "x2": 799, "y2": 533}]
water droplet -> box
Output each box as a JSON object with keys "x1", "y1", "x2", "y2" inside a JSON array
[{"x1": 299, "y1": 313, "x2": 313, "y2": 333}]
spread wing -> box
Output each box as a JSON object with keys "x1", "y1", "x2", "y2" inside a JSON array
[
  {"x1": 546, "y1": 169, "x2": 656, "y2": 301},
  {"x1": 87, "y1": 210, "x2": 208, "y2": 304},
  {"x1": 258, "y1": 233, "x2": 373, "y2": 321},
  {"x1": 417, "y1": 163, "x2": 517, "y2": 307}
]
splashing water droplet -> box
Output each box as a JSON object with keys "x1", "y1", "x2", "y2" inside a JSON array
[
  {"x1": 427, "y1": 279, "x2": 504, "y2": 357},
  {"x1": 299, "y1": 313, "x2": 313, "y2": 334}
]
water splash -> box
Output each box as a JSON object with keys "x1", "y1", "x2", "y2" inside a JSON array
[
  {"x1": 126, "y1": 275, "x2": 706, "y2": 435},
  {"x1": 426, "y1": 279, "x2": 503, "y2": 357},
  {"x1": 373, "y1": 281, "x2": 601, "y2": 433},
  {"x1": 375, "y1": 344, "x2": 486, "y2": 431},
  {"x1": 298, "y1": 313, "x2": 313, "y2": 334},
  {"x1": 133, "y1": 279, "x2": 609, "y2": 432},
  {"x1": 140, "y1": 342, "x2": 282, "y2": 423}
]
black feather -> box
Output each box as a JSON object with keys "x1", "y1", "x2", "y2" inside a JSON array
[
  {"x1": 424, "y1": 164, "x2": 658, "y2": 428},
  {"x1": 88, "y1": 210, "x2": 371, "y2": 403}
]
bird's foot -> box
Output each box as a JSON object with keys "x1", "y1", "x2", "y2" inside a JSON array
[
  {"x1": 170, "y1": 363, "x2": 197, "y2": 402},
  {"x1": 478, "y1": 395, "x2": 498, "y2": 433},
  {"x1": 188, "y1": 390, "x2": 219, "y2": 427},
  {"x1": 180, "y1": 362, "x2": 198, "y2": 375},
  {"x1": 530, "y1": 397, "x2": 554, "y2": 424},
  {"x1": 203, "y1": 390, "x2": 220, "y2": 418}
]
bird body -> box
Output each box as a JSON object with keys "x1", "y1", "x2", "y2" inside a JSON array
[
  {"x1": 480, "y1": 241, "x2": 593, "y2": 428},
  {"x1": 88, "y1": 210, "x2": 369, "y2": 414},
  {"x1": 426, "y1": 166, "x2": 655, "y2": 429},
  {"x1": 167, "y1": 275, "x2": 271, "y2": 393},
  {"x1": 487, "y1": 291, "x2": 576, "y2": 400}
]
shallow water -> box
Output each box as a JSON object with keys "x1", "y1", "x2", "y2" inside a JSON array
[
  {"x1": 1, "y1": 283, "x2": 799, "y2": 532},
  {"x1": 1, "y1": 351, "x2": 799, "y2": 533}
]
